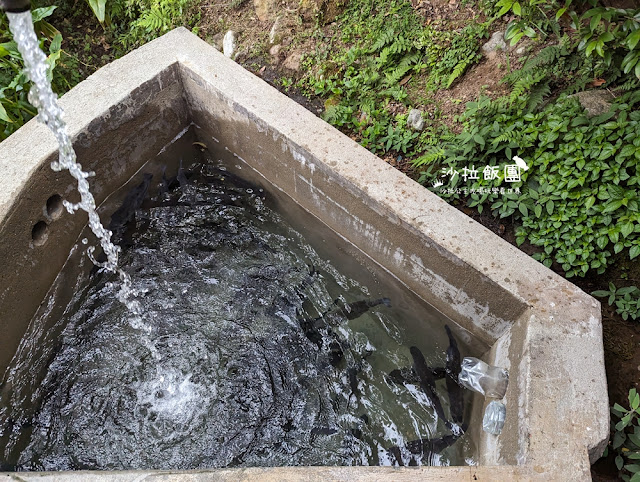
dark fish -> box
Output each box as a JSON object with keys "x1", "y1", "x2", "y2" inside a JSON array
[
  {"x1": 328, "y1": 340, "x2": 344, "y2": 367},
  {"x1": 337, "y1": 297, "x2": 391, "y2": 320},
  {"x1": 445, "y1": 325, "x2": 465, "y2": 425},
  {"x1": 177, "y1": 160, "x2": 189, "y2": 193},
  {"x1": 410, "y1": 346, "x2": 451, "y2": 430},
  {"x1": 405, "y1": 433, "x2": 460, "y2": 455},
  {"x1": 108, "y1": 173, "x2": 153, "y2": 240},
  {"x1": 387, "y1": 433, "x2": 461, "y2": 466},
  {"x1": 388, "y1": 446, "x2": 404, "y2": 466},
  {"x1": 311, "y1": 427, "x2": 338, "y2": 437},
  {"x1": 157, "y1": 165, "x2": 170, "y2": 198},
  {"x1": 347, "y1": 366, "x2": 361, "y2": 408},
  {"x1": 387, "y1": 365, "x2": 446, "y2": 386}
]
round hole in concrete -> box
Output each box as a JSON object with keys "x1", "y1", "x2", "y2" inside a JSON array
[
  {"x1": 32, "y1": 221, "x2": 49, "y2": 246},
  {"x1": 46, "y1": 194, "x2": 64, "y2": 219}
]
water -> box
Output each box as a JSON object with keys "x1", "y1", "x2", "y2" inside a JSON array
[
  {"x1": 0, "y1": 135, "x2": 486, "y2": 470},
  {"x1": 6, "y1": 11, "x2": 139, "y2": 313}
]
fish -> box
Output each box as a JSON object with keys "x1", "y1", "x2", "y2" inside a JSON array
[
  {"x1": 336, "y1": 297, "x2": 391, "y2": 321},
  {"x1": 387, "y1": 433, "x2": 461, "y2": 466},
  {"x1": 387, "y1": 365, "x2": 446, "y2": 386},
  {"x1": 328, "y1": 340, "x2": 344, "y2": 367},
  {"x1": 108, "y1": 173, "x2": 153, "y2": 241},
  {"x1": 445, "y1": 325, "x2": 465, "y2": 426},
  {"x1": 347, "y1": 366, "x2": 361, "y2": 408},
  {"x1": 410, "y1": 346, "x2": 452, "y2": 430},
  {"x1": 405, "y1": 433, "x2": 460, "y2": 455},
  {"x1": 310, "y1": 426, "x2": 338, "y2": 437}
]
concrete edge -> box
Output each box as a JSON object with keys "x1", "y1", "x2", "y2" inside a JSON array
[
  {"x1": 166, "y1": 27, "x2": 609, "y2": 471},
  {"x1": 0, "y1": 27, "x2": 609, "y2": 479}
]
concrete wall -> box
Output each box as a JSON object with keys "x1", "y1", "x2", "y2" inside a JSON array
[{"x1": 0, "y1": 28, "x2": 608, "y2": 480}]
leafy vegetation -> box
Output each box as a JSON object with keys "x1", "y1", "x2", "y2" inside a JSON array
[
  {"x1": 593, "y1": 283, "x2": 640, "y2": 321},
  {"x1": 299, "y1": 0, "x2": 486, "y2": 156},
  {"x1": 609, "y1": 388, "x2": 640, "y2": 481},
  {"x1": 0, "y1": 6, "x2": 62, "y2": 140},
  {"x1": 418, "y1": 91, "x2": 640, "y2": 278}
]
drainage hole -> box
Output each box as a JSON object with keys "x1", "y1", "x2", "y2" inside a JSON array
[
  {"x1": 46, "y1": 194, "x2": 64, "y2": 219},
  {"x1": 32, "y1": 221, "x2": 49, "y2": 246}
]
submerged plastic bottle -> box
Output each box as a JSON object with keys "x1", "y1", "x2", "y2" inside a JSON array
[
  {"x1": 482, "y1": 401, "x2": 506, "y2": 435},
  {"x1": 458, "y1": 357, "x2": 509, "y2": 399}
]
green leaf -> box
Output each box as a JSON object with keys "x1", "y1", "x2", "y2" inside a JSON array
[
  {"x1": 622, "y1": 223, "x2": 635, "y2": 238},
  {"x1": 546, "y1": 200, "x2": 554, "y2": 215},
  {"x1": 534, "y1": 204, "x2": 542, "y2": 218},
  {"x1": 617, "y1": 455, "x2": 625, "y2": 470},
  {"x1": 592, "y1": 290, "x2": 612, "y2": 297},
  {"x1": 30, "y1": 6, "x2": 57, "y2": 23},
  {"x1": 87, "y1": 0, "x2": 106, "y2": 23},
  {"x1": 512, "y1": 1, "x2": 521, "y2": 15},
  {"x1": 0, "y1": 101, "x2": 11, "y2": 123},
  {"x1": 590, "y1": 14, "x2": 602, "y2": 32},
  {"x1": 614, "y1": 430, "x2": 627, "y2": 449},
  {"x1": 629, "y1": 29, "x2": 640, "y2": 51},
  {"x1": 604, "y1": 199, "x2": 624, "y2": 213},
  {"x1": 519, "y1": 203, "x2": 528, "y2": 217},
  {"x1": 621, "y1": 145, "x2": 637, "y2": 158},
  {"x1": 585, "y1": 196, "x2": 596, "y2": 210},
  {"x1": 49, "y1": 33, "x2": 62, "y2": 54},
  {"x1": 556, "y1": 7, "x2": 567, "y2": 21},
  {"x1": 630, "y1": 245, "x2": 640, "y2": 260},
  {"x1": 608, "y1": 184, "x2": 625, "y2": 201},
  {"x1": 625, "y1": 464, "x2": 640, "y2": 473}
]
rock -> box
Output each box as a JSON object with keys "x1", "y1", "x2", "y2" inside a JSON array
[
  {"x1": 253, "y1": 0, "x2": 277, "y2": 21},
  {"x1": 208, "y1": 32, "x2": 224, "y2": 51},
  {"x1": 269, "y1": 16, "x2": 283, "y2": 45},
  {"x1": 223, "y1": 31, "x2": 236, "y2": 58},
  {"x1": 482, "y1": 31, "x2": 506, "y2": 56},
  {"x1": 515, "y1": 46, "x2": 526, "y2": 56},
  {"x1": 269, "y1": 44, "x2": 282, "y2": 59},
  {"x1": 572, "y1": 90, "x2": 615, "y2": 117},
  {"x1": 300, "y1": 0, "x2": 348, "y2": 25},
  {"x1": 282, "y1": 51, "x2": 303, "y2": 71},
  {"x1": 407, "y1": 109, "x2": 425, "y2": 131}
]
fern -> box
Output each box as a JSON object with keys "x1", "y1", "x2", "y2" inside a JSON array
[
  {"x1": 370, "y1": 29, "x2": 396, "y2": 53},
  {"x1": 385, "y1": 52, "x2": 420, "y2": 85}
]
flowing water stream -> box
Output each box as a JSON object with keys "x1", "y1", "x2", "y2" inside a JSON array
[{"x1": 7, "y1": 10, "x2": 139, "y2": 313}]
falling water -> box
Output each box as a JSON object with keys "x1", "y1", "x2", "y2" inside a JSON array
[{"x1": 6, "y1": 11, "x2": 139, "y2": 313}]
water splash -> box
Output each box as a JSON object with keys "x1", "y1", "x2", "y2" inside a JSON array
[{"x1": 7, "y1": 11, "x2": 140, "y2": 313}]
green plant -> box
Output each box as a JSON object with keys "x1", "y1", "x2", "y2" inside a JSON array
[
  {"x1": 573, "y1": 5, "x2": 640, "y2": 80},
  {"x1": 0, "y1": 6, "x2": 62, "y2": 139},
  {"x1": 608, "y1": 389, "x2": 640, "y2": 481},
  {"x1": 497, "y1": 0, "x2": 562, "y2": 45},
  {"x1": 416, "y1": 90, "x2": 640, "y2": 278},
  {"x1": 299, "y1": 0, "x2": 488, "y2": 158},
  {"x1": 592, "y1": 282, "x2": 640, "y2": 321}
]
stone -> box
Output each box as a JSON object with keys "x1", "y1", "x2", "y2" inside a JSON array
[
  {"x1": 253, "y1": 0, "x2": 277, "y2": 22},
  {"x1": 300, "y1": 0, "x2": 348, "y2": 25},
  {"x1": 223, "y1": 30, "x2": 236, "y2": 59},
  {"x1": 572, "y1": 90, "x2": 614, "y2": 117},
  {"x1": 282, "y1": 51, "x2": 303, "y2": 71},
  {"x1": 407, "y1": 108, "x2": 425, "y2": 131},
  {"x1": 208, "y1": 32, "x2": 224, "y2": 51},
  {"x1": 269, "y1": 16, "x2": 283, "y2": 45},
  {"x1": 269, "y1": 44, "x2": 281, "y2": 59},
  {"x1": 482, "y1": 31, "x2": 506, "y2": 56}
]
